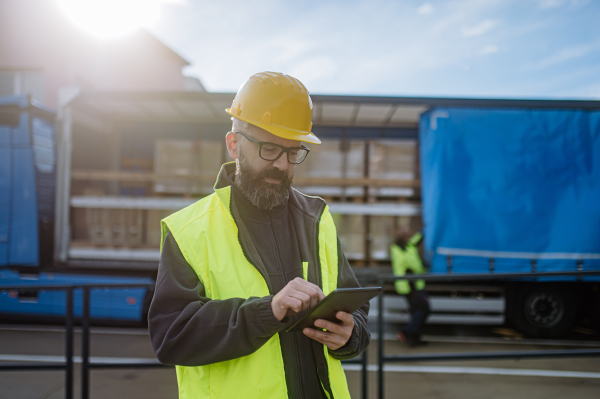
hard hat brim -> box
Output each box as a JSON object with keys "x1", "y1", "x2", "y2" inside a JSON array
[{"x1": 226, "y1": 109, "x2": 321, "y2": 145}]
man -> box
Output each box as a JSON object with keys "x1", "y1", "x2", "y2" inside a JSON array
[
  {"x1": 149, "y1": 71, "x2": 370, "y2": 399},
  {"x1": 391, "y1": 229, "x2": 430, "y2": 347}
]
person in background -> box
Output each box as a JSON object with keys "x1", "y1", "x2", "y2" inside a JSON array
[{"x1": 391, "y1": 229, "x2": 430, "y2": 347}]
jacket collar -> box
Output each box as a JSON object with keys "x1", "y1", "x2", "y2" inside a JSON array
[{"x1": 214, "y1": 162, "x2": 236, "y2": 191}]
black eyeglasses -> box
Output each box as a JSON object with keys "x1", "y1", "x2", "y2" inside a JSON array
[{"x1": 235, "y1": 131, "x2": 310, "y2": 164}]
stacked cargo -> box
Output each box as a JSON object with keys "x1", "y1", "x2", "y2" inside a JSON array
[
  {"x1": 332, "y1": 212, "x2": 365, "y2": 261},
  {"x1": 293, "y1": 139, "x2": 364, "y2": 197},
  {"x1": 67, "y1": 124, "x2": 420, "y2": 265},
  {"x1": 368, "y1": 140, "x2": 416, "y2": 197},
  {"x1": 154, "y1": 140, "x2": 224, "y2": 194},
  {"x1": 69, "y1": 138, "x2": 225, "y2": 256}
]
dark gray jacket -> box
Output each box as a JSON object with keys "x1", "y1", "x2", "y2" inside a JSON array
[{"x1": 149, "y1": 163, "x2": 370, "y2": 399}]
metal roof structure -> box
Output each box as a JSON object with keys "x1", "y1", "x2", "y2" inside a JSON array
[{"x1": 68, "y1": 90, "x2": 600, "y2": 129}]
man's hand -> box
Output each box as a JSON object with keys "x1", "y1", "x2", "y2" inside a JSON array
[
  {"x1": 271, "y1": 278, "x2": 325, "y2": 321},
  {"x1": 303, "y1": 311, "x2": 354, "y2": 350}
]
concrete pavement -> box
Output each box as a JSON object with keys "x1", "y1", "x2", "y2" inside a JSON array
[{"x1": 0, "y1": 325, "x2": 599, "y2": 399}]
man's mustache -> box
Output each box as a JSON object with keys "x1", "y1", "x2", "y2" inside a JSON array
[{"x1": 259, "y1": 167, "x2": 289, "y2": 183}]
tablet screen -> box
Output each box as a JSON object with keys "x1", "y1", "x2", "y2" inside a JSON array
[{"x1": 285, "y1": 287, "x2": 382, "y2": 332}]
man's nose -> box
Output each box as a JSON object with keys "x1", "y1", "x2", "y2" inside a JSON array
[{"x1": 272, "y1": 153, "x2": 289, "y2": 171}]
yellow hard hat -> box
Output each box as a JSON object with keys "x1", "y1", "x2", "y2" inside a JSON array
[{"x1": 226, "y1": 72, "x2": 321, "y2": 145}]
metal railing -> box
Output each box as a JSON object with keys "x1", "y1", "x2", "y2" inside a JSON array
[
  {"x1": 0, "y1": 285, "x2": 77, "y2": 399},
  {"x1": 0, "y1": 283, "x2": 369, "y2": 399},
  {"x1": 375, "y1": 269, "x2": 600, "y2": 399},
  {"x1": 1, "y1": 269, "x2": 600, "y2": 399}
]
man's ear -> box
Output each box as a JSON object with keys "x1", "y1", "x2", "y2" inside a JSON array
[{"x1": 226, "y1": 131, "x2": 239, "y2": 160}]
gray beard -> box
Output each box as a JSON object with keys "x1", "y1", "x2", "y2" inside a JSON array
[{"x1": 235, "y1": 153, "x2": 292, "y2": 211}]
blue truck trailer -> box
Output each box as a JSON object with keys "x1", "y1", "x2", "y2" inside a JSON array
[
  {"x1": 0, "y1": 96, "x2": 152, "y2": 323},
  {"x1": 2, "y1": 91, "x2": 599, "y2": 335},
  {"x1": 420, "y1": 107, "x2": 600, "y2": 337}
]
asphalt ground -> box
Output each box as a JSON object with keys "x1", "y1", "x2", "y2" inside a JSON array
[{"x1": 0, "y1": 324, "x2": 599, "y2": 399}]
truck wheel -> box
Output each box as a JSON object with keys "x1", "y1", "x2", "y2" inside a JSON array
[
  {"x1": 513, "y1": 285, "x2": 576, "y2": 338},
  {"x1": 591, "y1": 294, "x2": 600, "y2": 330}
]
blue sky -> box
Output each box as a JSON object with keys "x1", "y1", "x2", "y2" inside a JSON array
[{"x1": 148, "y1": 0, "x2": 600, "y2": 99}]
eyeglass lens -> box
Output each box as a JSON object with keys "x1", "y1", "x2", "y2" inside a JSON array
[{"x1": 260, "y1": 143, "x2": 308, "y2": 164}]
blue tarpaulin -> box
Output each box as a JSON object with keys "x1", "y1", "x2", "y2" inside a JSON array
[{"x1": 419, "y1": 107, "x2": 600, "y2": 275}]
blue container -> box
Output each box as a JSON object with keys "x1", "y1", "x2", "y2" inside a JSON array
[
  {"x1": 0, "y1": 96, "x2": 56, "y2": 268},
  {"x1": 0, "y1": 268, "x2": 153, "y2": 321},
  {"x1": 419, "y1": 107, "x2": 600, "y2": 279}
]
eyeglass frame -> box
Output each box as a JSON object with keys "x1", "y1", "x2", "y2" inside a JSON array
[{"x1": 234, "y1": 130, "x2": 311, "y2": 164}]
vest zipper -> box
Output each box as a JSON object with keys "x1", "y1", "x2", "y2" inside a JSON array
[{"x1": 267, "y1": 211, "x2": 306, "y2": 399}]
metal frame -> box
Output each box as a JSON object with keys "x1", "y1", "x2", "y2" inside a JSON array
[
  {"x1": 376, "y1": 269, "x2": 600, "y2": 399},
  {"x1": 0, "y1": 286, "x2": 75, "y2": 399},
  {"x1": 3, "y1": 273, "x2": 599, "y2": 398},
  {"x1": 0, "y1": 283, "x2": 368, "y2": 399}
]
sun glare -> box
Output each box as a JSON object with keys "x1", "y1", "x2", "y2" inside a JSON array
[{"x1": 58, "y1": 0, "x2": 160, "y2": 40}]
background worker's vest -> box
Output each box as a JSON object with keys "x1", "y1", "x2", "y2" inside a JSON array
[
  {"x1": 160, "y1": 185, "x2": 351, "y2": 399},
  {"x1": 391, "y1": 232, "x2": 426, "y2": 295}
]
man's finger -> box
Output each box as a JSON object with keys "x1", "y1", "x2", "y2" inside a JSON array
[
  {"x1": 314, "y1": 319, "x2": 345, "y2": 335},
  {"x1": 292, "y1": 278, "x2": 325, "y2": 298},
  {"x1": 304, "y1": 334, "x2": 337, "y2": 350},
  {"x1": 335, "y1": 311, "x2": 355, "y2": 326},
  {"x1": 289, "y1": 287, "x2": 319, "y2": 309},
  {"x1": 288, "y1": 291, "x2": 312, "y2": 311},
  {"x1": 290, "y1": 279, "x2": 325, "y2": 302},
  {"x1": 303, "y1": 328, "x2": 345, "y2": 349},
  {"x1": 282, "y1": 296, "x2": 304, "y2": 313}
]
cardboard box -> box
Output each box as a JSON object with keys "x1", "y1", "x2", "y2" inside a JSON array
[
  {"x1": 369, "y1": 140, "x2": 416, "y2": 197},
  {"x1": 332, "y1": 214, "x2": 365, "y2": 260},
  {"x1": 125, "y1": 209, "x2": 143, "y2": 248},
  {"x1": 146, "y1": 209, "x2": 174, "y2": 248},
  {"x1": 154, "y1": 140, "x2": 224, "y2": 194},
  {"x1": 294, "y1": 140, "x2": 365, "y2": 196},
  {"x1": 86, "y1": 208, "x2": 111, "y2": 246},
  {"x1": 370, "y1": 215, "x2": 396, "y2": 260}
]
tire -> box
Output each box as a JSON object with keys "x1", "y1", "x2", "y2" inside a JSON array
[
  {"x1": 512, "y1": 285, "x2": 576, "y2": 338},
  {"x1": 591, "y1": 294, "x2": 600, "y2": 330}
]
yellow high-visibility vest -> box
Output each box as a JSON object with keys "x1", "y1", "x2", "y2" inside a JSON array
[
  {"x1": 160, "y1": 178, "x2": 351, "y2": 399},
  {"x1": 391, "y1": 232, "x2": 426, "y2": 295}
]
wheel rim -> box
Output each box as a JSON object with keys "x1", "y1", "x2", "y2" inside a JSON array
[{"x1": 524, "y1": 289, "x2": 565, "y2": 329}]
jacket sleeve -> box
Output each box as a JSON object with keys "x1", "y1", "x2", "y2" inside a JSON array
[
  {"x1": 148, "y1": 231, "x2": 287, "y2": 366},
  {"x1": 328, "y1": 237, "x2": 371, "y2": 360}
]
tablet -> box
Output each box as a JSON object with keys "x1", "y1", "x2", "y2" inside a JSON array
[{"x1": 285, "y1": 287, "x2": 382, "y2": 333}]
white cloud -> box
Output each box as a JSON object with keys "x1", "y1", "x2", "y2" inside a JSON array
[
  {"x1": 461, "y1": 19, "x2": 501, "y2": 37},
  {"x1": 416, "y1": 3, "x2": 434, "y2": 14},
  {"x1": 530, "y1": 44, "x2": 595, "y2": 69},
  {"x1": 534, "y1": 0, "x2": 589, "y2": 9},
  {"x1": 147, "y1": 0, "x2": 597, "y2": 98},
  {"x1": 479, "y1": 44, "x2": 499, "y2": 55},
  {"x1": 162, "y1": 0, "x2": 191, "y2": 5},
  {"x1": 535, "y1": 0, "x2": 566, "y2": 9},
  {"x1": 151, "y1": 0, "x2": 512, "y2": 93}
]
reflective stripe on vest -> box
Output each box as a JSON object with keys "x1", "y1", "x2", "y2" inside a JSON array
[{"x1": 160, "y1": 185, "x2": 351, "y2": 399}]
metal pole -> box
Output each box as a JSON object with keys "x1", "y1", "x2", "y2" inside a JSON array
[
  {"x1": 81, "y1": 287, "x2": 90, "y2": 399},
  {"x1": 377, "y1": 278, "x2": 384, "y2": 399},
  {"x1": 65, "y1": 288, "x2": 74, "y2": 399},
  {"x1": 360, "y1": 347, "x2": 368, "y2": 399}
]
